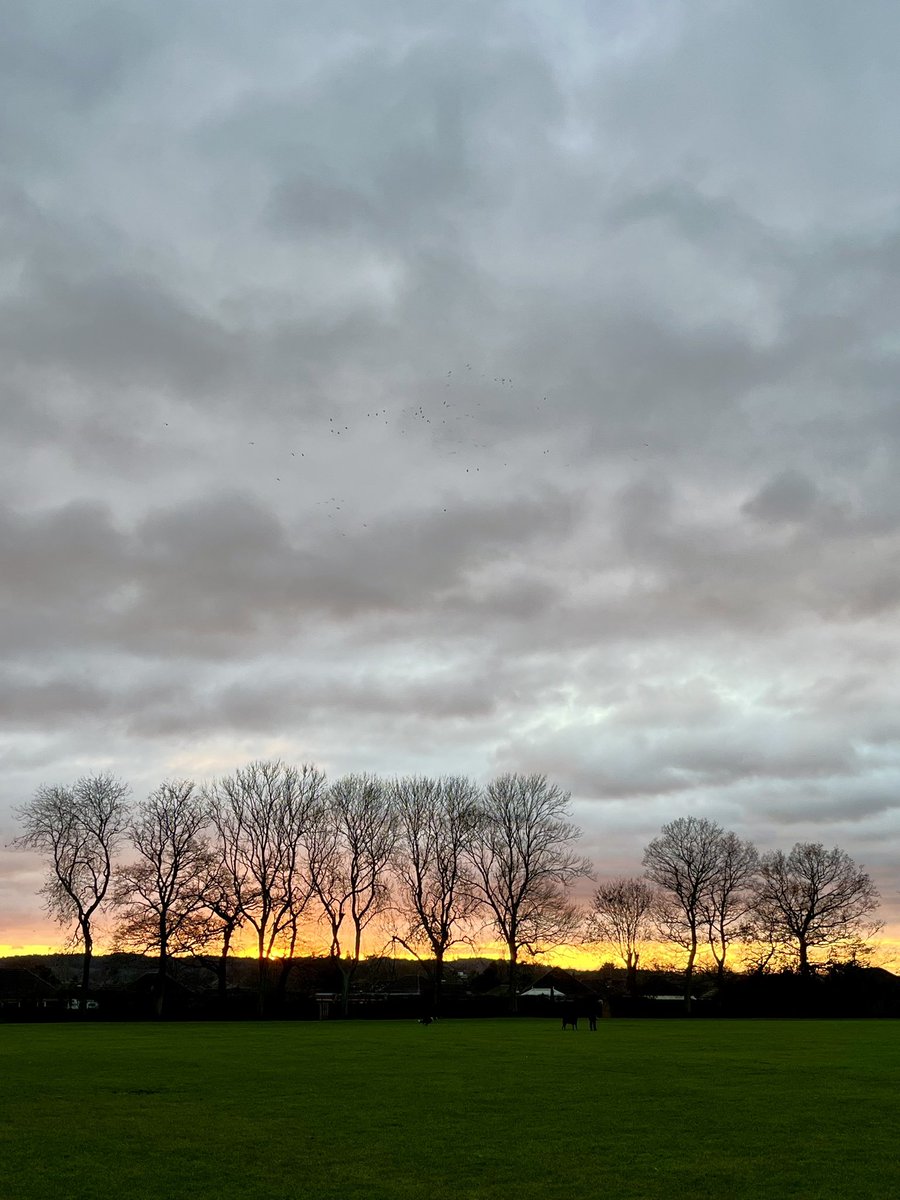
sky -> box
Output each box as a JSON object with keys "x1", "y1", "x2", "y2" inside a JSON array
[{"x1": 2, "y1": 0, "x2": 899, "y2": 957}]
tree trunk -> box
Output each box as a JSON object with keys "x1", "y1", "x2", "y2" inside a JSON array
[
  {"x1": 338, "y1": 926, "x2": 364, "y2": 1018},
  {"x1": 684, "y1": 934, "x2": 697, "y2": 1015},
  {"x1": 339, "y1": 958, "x2": 354, "y2": 1017},
  {"x1": 274, "y1": 957, "x2": 295, "y2": 1012},
  {"x1": 156, "y1": 919, "x2": 168, "y2": 1019},
  {"x1": 798, "y1": 938, "x2": 809, "y2": 977},
  {"x1": 625, "y1": 959, "x2": 638, "y2": 1000},
  {"x1": 433, "y1": 951, "x2": 445, "y2": 1013},
  {"x1": 507, "y1": 943, "x2": 519, "y2": 1014},
  {"x1": 156, "y1": 955, "x2": 168, "y2": 1019},
  {"x1": 80, "y1": 920, "x2": 93, "y2": 1015},
  {"x1": 257, "y1": 931, "x2": 268, "y2": 1017},
  {"x1": 217, "y1": 927, "x2": 233, "y2": 1002}
]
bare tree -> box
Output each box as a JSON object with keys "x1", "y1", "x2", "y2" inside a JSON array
[
  {"x1": 14, "y1": 773, "x2": 130, "y2": 1000},
  {"x1": 306, "y1": 773, "x2": 397, "y2": 1014},
  {"x1": 114, "y1": 780, "x2": 213, "y2": 1015},
  {"x1": 752, "y1": 843, "x2": 882, "y2": 975},
  {"x1": 700, "y1": 832, "x2": 759, "y2": 986},
  {"x1": 206, "y1": 760, "x2": 325, "y2": 1012},
  {"x1": 642, "y1": 816, "x2": 725, "y2": 1011},
  {"x1": 390, "y1": 775, "x2": 480, "y2": 1004},
  {"x1": 468, "y1": 773, "x2": 592, "y2": 1012},
  {"x1": 588, "y1": 877, "x2": 657, "y2": 998},
  {"x1": 199, "y1": 861, "x2": 244, "y2": 1002}
]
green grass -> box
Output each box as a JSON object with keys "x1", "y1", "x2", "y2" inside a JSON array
[{"x1": 1, "y1": 1018, "x2": 898, "y2": 1200}]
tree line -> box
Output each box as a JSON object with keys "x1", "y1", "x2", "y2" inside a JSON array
[{"x1": 11, "y1": 763, "x2": 883, "y2": 1015}]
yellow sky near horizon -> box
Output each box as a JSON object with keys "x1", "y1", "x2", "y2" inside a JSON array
[{"x1": 3, "y1": 935, "x2": 899, "y2": 974}]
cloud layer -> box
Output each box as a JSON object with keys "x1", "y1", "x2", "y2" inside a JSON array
[{"x1": 3, "y1": 1, "x2": 900, "y2": 951}]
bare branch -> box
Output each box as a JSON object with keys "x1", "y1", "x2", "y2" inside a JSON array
[
  {"x1": 389, "y1": 775, "x2": 480, "y2": 996},
  {"x1": 13, "y1": 772, "x2": 130, "y2": 995},
  {"x1": 752, "y1": 843, "x2": 882, "y2": 975},
  {"x1": 587, "y1": 877, "x2": 657, "y2": 997},
  {"x1": 468, "y1": 773, "x2": 592, "y2": 1010},
  {"x1": 204, "y1": 760, "x2": 326, "y2": 1012},
  {"x1": 306, "y1": 773, "x2": 397, "y2": 1014}
]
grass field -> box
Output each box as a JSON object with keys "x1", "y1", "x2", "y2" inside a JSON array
[{"x1": 1, "y1": 1018, "x2": 898, "y2": 1200}]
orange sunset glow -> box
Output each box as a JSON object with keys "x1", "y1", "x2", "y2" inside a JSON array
[{"x1": 4, "y1": 921, "x2": 899, "y2": 974}]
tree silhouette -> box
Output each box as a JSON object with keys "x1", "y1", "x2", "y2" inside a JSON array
[
  {"x1": 753, "y1": 842, "x2": 881, "y2": 975},
  {"x1": 306, "y1": 773, "x2": 397, "y2": 1015},
  {"x1": 14, "y1": 773, "x2": 129, "y2": 1000},
  {"x1": 468, "y1": 774, "x2": 591, "y2": 1012},
  {"x1": 199, "y1": 860, "x2": 245, "y2": 1001},
  {"x1": 390, "y1": 775, "x2": 480, "y2": 1005},
  {"x1": 114, "y1": 780, "x2": 213, "y2": 1016},
  {"x1": 700, "y1": 832, "x2": 758, "y2": 986},
  {"x1": 588, "y1": 877, "x2": 657, "y2": 998},
  {"x1": 643, "y1": 816, "x2": 726, "y2": 1011},
  {"x1": 206, "y1": 760, "x2": 325, "y2": 1013}
]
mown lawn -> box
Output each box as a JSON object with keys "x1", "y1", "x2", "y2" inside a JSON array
[{"x1": 1, "y1": 1018, "x2": 897, "y2": 1200}]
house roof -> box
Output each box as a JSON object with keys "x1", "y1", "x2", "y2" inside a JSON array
[
  {"x1": 124, "y1": 972, "x2": 197, "y2": 996},
  {"x1": 0, "y1": 968, "x2": 57, "y2": 998},
  {"x1": 524, "y1": 968, "x2": 599, "y2": 997}
]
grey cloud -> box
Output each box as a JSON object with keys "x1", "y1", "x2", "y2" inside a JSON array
[
  {"x1": 759, "y1": 786, "x2": 900, "y2": 827},
  {"x1": 1, "y1": 267, "x2": 239, "y2": 396},
  {"x1": 0, "y1": 484, "x2": 581, "y2": 665},
  {"x1": 132, "y1": 484, "x2": 578, "y2": 629},
  {"x1": 494, "y1": 717, "x2": 863, "y2": 804},
  {"x1": 742, "y1": 470, "x2": 821, "y2": 525},
  {"x1": 590, "y1": 472, "x2": 900, "y2": 636},
  {"x1": 440, "y1": 573, "x2": 563, "y2": 625},
  {"x1": 594, "y1": 1, "x2": 900, "y2": 230},
  {"x1": 268, "y1": 175, "x2": 378, "y2": 238},
  {"x1": 0, "y1": 2, "x2": 168, "y2": 106},
  {"x1": 0, "y1": 675, "x2": 122, "y2": 727},
  {"x1": 0, "y1": 2, "x2": 168, "y2": 183},
  {"x1": 604, "y1": 181, "x2": 780, "y2": 272},
  {"x1": 0, "y1": 500, "x2": 123, "y2": 610},
  {"x1": 221, "y1": 28, "x2": 563, "y2": 224},
  {"x1": 124, "y1": 667, "x2": 502, "y2": 741},
  {"x1": 0, "y1": 643, "x2": 516, "y2": 747}
]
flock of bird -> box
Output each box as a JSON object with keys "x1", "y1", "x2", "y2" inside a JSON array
[{"x1": 179, "y1": 365, "x2": 558, "y2": 533}]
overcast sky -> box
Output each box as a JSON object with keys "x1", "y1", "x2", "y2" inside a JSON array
[{"x1": 2, "y1": 0, "x2": 899, "y2": 955}]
